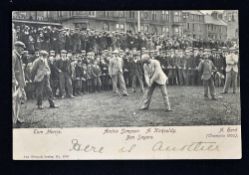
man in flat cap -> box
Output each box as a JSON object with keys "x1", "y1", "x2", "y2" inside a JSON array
[
  {"x1": 108, "y1": 49, "x2": 128, "y2": 96},
  {"x1": 198, "y1": 50, "x2": 217, "y2": 100},
  {"x1": 48, "y1": 50, "x2": 61, "y2": 97},
  {"x1": 12, "y1": 41, "x2": 27, "y2": 126},
  {"x1": 140, "y1": 54, "x2": 172, "y2": 112},
  {"x1": 130, "y1": 51, "x2": 144, "y2": 93},
  {"x1": 222, "y1": 47, "x2": 239, "y2": 94},
  {"x1": 31, "y1": 50, "x2": 58, "y2": 109}
]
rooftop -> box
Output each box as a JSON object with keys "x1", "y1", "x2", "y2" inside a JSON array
[
  {"x1": 204, "y1": 15, "x2": 227, "y2": 26},
  {"x1": 182, "y1": 10, "x2": 204, "y2": 16}
]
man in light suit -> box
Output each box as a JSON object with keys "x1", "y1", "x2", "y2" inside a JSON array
[
  {"x1": 222, "y1": 47, "x2": 239, "y2": 94},
  {"x1": 31, "y1": 50, "x2": 58, "y2": 109},
  {"x1": 198, "y1": 50, "x2": 217, "y2": 100},
  {"x1": 108, "y1": 50, "x2": 128, "y2": 96},
  {"x1": 12, "y1": 41, "x2": 27, "y2": 126},
  {"x1": 140, "y1": 54, "x2": 172, "y2": 112}
]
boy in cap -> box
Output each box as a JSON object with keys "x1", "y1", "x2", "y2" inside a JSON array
[{"x1": 31, "y1": 50, "x2": 58, "y2": 109}]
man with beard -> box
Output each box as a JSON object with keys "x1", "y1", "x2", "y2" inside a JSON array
[{"x1": 140, "y1": 54, "x2": 172, "y2": 112}]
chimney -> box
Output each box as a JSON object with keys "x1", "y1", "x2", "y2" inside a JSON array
[
  {"x1": 211, "y1": 11, "x2": 218, "y2": 19},
  {"x1": 211, "y1": 11, "x2": 223, "y2": 20}
]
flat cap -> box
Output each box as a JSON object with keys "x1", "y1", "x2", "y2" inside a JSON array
[
  {"x1": 40, "y1": 50, "x2": 49, "y2": 56},
  {"x1": 229, "y1": 47, "x2": 236, "y2": 51},
  {"x1": 141, "y1": 54, "x2": 150, "y2": 60},
  {"x1": 60, "y1": 50, "x2": 67, "y2": 54},
  {"x1": 112, "y1": 50, "x2": 119, "y2": 54},
  {"x1": 14, "y1": 41, "x2": 26, "y2": 48}
]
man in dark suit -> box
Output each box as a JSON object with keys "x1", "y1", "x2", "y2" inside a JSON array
[
  {"x1": 48, "y1": 50, "x2": 61, "y2": 97},
  {"x1": 198, "y1": 49, "x2": 217, "y2": 100},
  {"x1": 130, "y1": 51, "x2": 144, "y2": 93},
  {"x1": 12, "y1": 41, "x2": 27, "y2": 126},
  {"x1": 31, "y1": 50, "x2": 58, "y2": 109}
]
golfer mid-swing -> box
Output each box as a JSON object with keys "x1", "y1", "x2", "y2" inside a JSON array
[{"x1": 140, "y1": 54, "x2": 172, "y2": 112}]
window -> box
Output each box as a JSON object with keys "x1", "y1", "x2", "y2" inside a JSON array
[
  {"x1": 152, "y1": 11, "x2": 157, "y2": 20},
  {"x1": 104, "y1": 11, "x2": 110, "y2": 17},
  {"x1": 187, "y1": 23, "x2": 190, "y2": 29},
  {"x1": 141, "y1": 25, "x2": 149, "y2": 32},
  {"x1": 142, "y1": 11, "x2": 149, "y2": 20},
  {"x1": 116, "y1": 23, "x2": 124, "y2": 30},
  {"x1": 162, "y1": 10, "x2": 169, "y2": 15},
  {"x1": 191, "y1": 15, "x2": 194, "y2": 21},
  {"x1": 232, "y1": 14, "x2": 235, "y2": 21},
  {"x1": 89, "y1": 11, "x2": 96, "y2": 17},
  {"x1": 119, "y1": 11, "x2": 125, "y2": 17},
  {"x1": 162, "y1": 10, "x2": 169, "y2": 21},
  {"x1": 197, "y1": 24, "x2": 201, "y2": 32},
  {"x1": 129, "y1": 11, "x2": 135, "y2": 18},
  {"x1": 183, "y1": 13, "x2": 188, "y2": 19},
  {"x1": 192, "y1": 24, "x2": 195, "y2": 31},
  {"x1": 173, "y1": 11, "x2": 181, "y2": 22},
  {"x1": 162, "y1": 27, "x2": 169, "y2": 33}
]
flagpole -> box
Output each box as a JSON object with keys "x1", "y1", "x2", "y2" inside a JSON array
[{"x1": 137, "y1": 11, "x2": 141, "y2": 32}]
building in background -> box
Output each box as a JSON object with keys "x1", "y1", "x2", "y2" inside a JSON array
[
  {"x1": 12, "y1": 11, "x2": 62, "y2": 27},
  {"x1": 12, "y1": 10, "x2": 232, "y2": 41},
  {"x1": 204, "y1": 11, "x2": 227, "y2": 41},
  {"x1": 182, "y1": 10, "x2": 205, "y2": 39},
  {"x1": 222, "y1": 10, "x2": 238, "y2": 41},
  {"x1": 50, "y1": 11, "x2": 183, "y2": 36}
]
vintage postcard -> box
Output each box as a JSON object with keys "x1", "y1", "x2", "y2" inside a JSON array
[{"x1": 12, "y1": 10, "x2": 241, "y2": 160}]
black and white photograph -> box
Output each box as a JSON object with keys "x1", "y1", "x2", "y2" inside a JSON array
[{"x1": 12, "y1": 10, "x2": 240, "y2": 129}]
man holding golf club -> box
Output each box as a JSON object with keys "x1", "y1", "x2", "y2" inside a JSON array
[{"x1": 140, "y1": 54, "x2": 172, "y2": 112}]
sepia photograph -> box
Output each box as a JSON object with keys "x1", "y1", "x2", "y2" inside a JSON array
[{"x1": 12, "y1": 10, "x2": 240, "y2": 129}]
